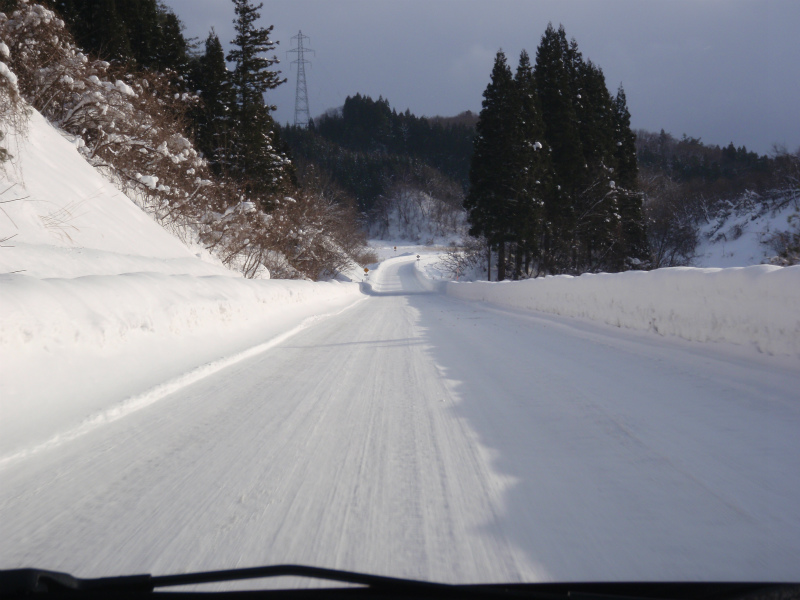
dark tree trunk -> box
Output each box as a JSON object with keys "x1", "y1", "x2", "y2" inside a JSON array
[{"x1": 498, "y1": 241, "x2": 506, "y2": 281}]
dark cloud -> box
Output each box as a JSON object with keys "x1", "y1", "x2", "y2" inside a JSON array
[{"x1": 166, "y1": 0, "x2": 800, "y2": 156}]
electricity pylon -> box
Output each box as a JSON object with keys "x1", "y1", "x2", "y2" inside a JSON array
[{"x1": 288, "y1": 31, "x2": 314, "y2": 128}]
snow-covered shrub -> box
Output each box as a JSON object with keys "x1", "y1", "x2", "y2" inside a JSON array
[
  {"x1": 0, "y1": 9, "x2": 26, "y2": 163},
  {"x1": 0, "y1": 3, "x2": 262, "y2": 273},
  {"x1": 259, "y1": 188, "x2": 369, "y2": 280},
  {"x1": 439, "y1": 235, "x2": 488, "y2": 280},
  {"x1": 766, "y1": 215, "x2": 800, "y2": 266},
  {"x1": 764, "y1": 149, "x2": 800, "y2": 265},
  {"x1": 0, "y1": 4, "x2": 196, "y2": 209},
  {"x1": 1, "y1": 5, "x2": 209, "y2": 225}
]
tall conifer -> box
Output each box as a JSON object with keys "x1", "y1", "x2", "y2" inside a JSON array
[
  {"x1": 534, "y1": 24, "x2": 582, "y2": 272},
  {"x1": 508, "y1": 49, "x2": 548, "y2": 278},
  {"x1": 613, "y1": 85, "x2": 649, "y2": 267},
  {"x1": 226, "y1": 0, "x2": 291, "y2": 203},
  {"x1": 190, "y1": 30, "x2": 234, "y2": 173},
  {"x1": 464, "y1": 50, "x2": 515, "y2": 280},
  {"x1": 573, "y1": 59, "x2": 618, "y2": 269},
  {"x1": 465, "y1": 24, "x2": 649, "y2": 275}
]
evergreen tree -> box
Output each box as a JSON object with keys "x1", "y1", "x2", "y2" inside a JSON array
[
  {"x1": 52, "y1": 0, "x2": 189, "y2": 74},
  {"x1": 464, "y1": 50, "x2": 516, "y2": 280},
  {"x1": 115, "y1": 0, "x2": 160, "y2": 67},
  {"x1": 534, "y1": 24, "x2": 583, "y2": 272},
  {"x1": 227, "y1": 0, "x2": 284, "y2": 114},
  {"x1": 573, "y1": 58, "x2": 618, "y2": 269},
  {"x1": 612, "y1": 84, "x2": 649, "y2": 267},
  {"x1": 507, "y1": 49, "x2": 549, "y2": 278},
  {"x1": 226, "y1": 0, "x2": 291, "y2": 203},
  {"x1": 58, "y1": 0, "x2": 131, "y2": 61},
  {"x1": 154, "y1": 9, "x2": 189, "y2": 74},
  {"x1": 189, "y1": 30, "x2": 234, "y2": 173},
  {"x1": 612, "y1": 86, "x2": 638, "y2": 189},
  {"x1": 463, "y1": 24, "x2": 648, "y2": 275}
]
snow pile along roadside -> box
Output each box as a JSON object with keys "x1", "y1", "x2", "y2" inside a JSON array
[
  {"x1": 414, "y1": 262, "x2": 800, "y2": 357},
  {"x1": 1, "y1": 273, "x2": 360, "y2": 355},
  {"x1": 0, "y1": 273, "x2": 361, "y2": 460}
]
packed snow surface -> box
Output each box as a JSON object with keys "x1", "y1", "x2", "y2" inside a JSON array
[
  {"x1": 3, "y1": 256, "x2": 800, "y2": 584},
  {"x1": 2, "y1": 106, "x2": 800, "y2": 584}
]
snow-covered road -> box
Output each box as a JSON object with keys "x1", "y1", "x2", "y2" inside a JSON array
[{"x1": 2, "y1": 256, "x2": 800, "y2": 584}]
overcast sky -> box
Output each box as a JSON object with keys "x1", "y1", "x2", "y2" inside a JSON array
[{"x1": 163, "y1": 0, "x2": 800, "y2": 157}]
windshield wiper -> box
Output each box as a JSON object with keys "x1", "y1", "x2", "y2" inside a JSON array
[
  {"x1": 2, "y1": 565, "x2": 468, "y2": 598},
  {"x1": 1, "y1": 565, "x2": 797, "y2": 600}
]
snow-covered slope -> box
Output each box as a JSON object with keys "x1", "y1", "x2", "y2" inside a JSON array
[
  {"x1": 693, "y1": 192, "x2": 798, "y2": 268},
  {"x1": 0, "y1": 109, "x2": 233, "y2": 278},
  {"x1": 368, "y1": 188, "x2": 467, "y2": 247},
  {"x1": 0, "y1": 108, "x2": 362, "y2": 459}
]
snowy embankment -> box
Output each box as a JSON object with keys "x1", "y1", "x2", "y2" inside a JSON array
[
  {"x1": 414, "y1": 259, "x2": 800, "y2": 357},
  {"x1": 0, "y1": 108, "x2": 362, "y2": 461},
  {"x1": 0, "y1": 273, "x2": 361, "y2": 462}
]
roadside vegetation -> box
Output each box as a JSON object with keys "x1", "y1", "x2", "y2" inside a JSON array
[{"x1": 0, "y1": 0, "x2": 373, "y2": 280}]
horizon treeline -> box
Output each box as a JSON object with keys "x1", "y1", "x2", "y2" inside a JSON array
[{"x1": 314, "y1": 95, "x2": 475, "y2": 188}]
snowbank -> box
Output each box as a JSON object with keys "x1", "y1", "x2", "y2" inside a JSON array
[
  {"x1": 414, "y1": 262, "x2": 800, "y2": 357},
  {"x1": 0, "y1": 272, "x2": 361, "y2": 460}
]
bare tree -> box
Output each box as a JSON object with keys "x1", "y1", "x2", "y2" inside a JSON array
[{"x1": 640, "y1": 170, "x2": 698, "y2": 267}]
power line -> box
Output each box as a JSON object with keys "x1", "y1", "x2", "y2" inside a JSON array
[{"x1": 287, "y1": 31, "x2": 314, "y2": 128}]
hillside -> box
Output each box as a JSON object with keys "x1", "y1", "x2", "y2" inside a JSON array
[
  {"x1": 281, "y1": 94, "x2": 473, "y2": 215},
  {"x1": 0, "y1": 1, "x2": 373, "y2": 282},
  {"x1": 694, "y1": 192, "x2": 799, "y2": 267}
]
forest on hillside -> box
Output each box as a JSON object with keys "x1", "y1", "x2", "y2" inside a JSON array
[
  {"x1": 280, "y1": 94, "x2": 475, "y2": 214},
  {"x1": 283, "y1": 87, "x2": 798, "y2": 276}
]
